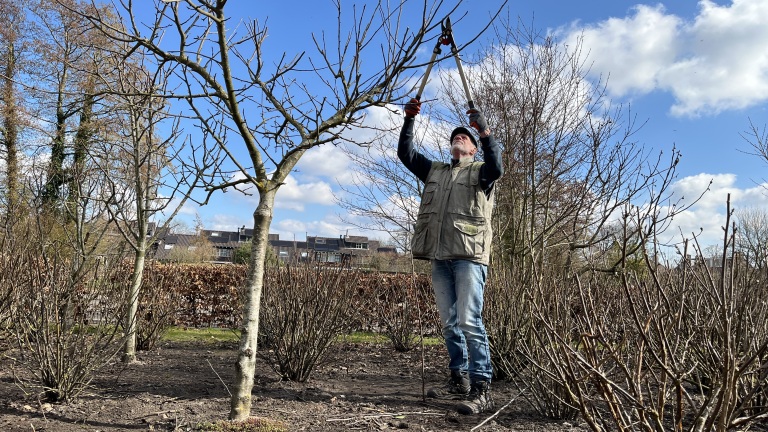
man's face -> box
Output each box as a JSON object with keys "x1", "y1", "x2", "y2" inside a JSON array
[{"x1": 451, "y1": 134, "x2": 476, "y2": 158}]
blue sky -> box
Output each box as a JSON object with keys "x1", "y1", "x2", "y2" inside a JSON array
[{"x1": 173, "y1": 0, "x2": 768, "y2": 251}]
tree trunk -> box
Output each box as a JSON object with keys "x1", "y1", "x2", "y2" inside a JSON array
[
  {"x1": 229, "y1": 188, "x2": 275, "y2": 420},
  {"x1": 0, "y1": 0, "x2": 23, "y2": 219},
  {"x1": 123, "y1": 235, "x2": 147, "y2": 363},
  {"x1": 1, "y1": 45, "x2": 19, "y2": 215},
  {"x1": 42, "y1": 96, "x2": 68, "y2": 211},
  {"x1": 67, "y1": 90, "x2": 95, "y2": 220}
]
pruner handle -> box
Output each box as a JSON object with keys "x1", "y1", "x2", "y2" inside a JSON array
[{"x1": 415, "y1": 35, "x2": 443, "y2": 100}]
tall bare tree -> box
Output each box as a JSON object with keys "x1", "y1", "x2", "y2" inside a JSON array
[
  {"x1": 21, "y1": 0, "x2": 118, "y2": 219},
  {"x1": 734, "y1": 207, "x2": 768, "y2": 281},
  {"x1": 739, "y1": 120, "x2": 768, "y2": 275},
  {"x1": 742, "y1": 119, "x2": 768, "y2": 185},
  {"x1": 30, "y1": 0, "x2": 88, "y2": 209},
  {"x1": 88, "y1": 50, "x2": 218, "y2": 362},
  {"x1": 0, "y1": 0, "x2": 30, "y2": 217},
  {"x1": 73, "y1": 0, "x2": 499, "y2": 421}
]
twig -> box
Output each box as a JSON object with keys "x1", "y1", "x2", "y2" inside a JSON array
[
  {"x1": 411, "y1": 255, "x2": 427, "y2": 402},
  {"x1": 132, "y1": 409, "x2": 178, "y2": 420},
  {"x1": 470, "y1": 387, "x2": 527, "y2": 431},
  {"x1": 326, "y1": 411, "x2": 444, "y2": 422},
  {"x1": 36, "y1": 395, "x2": 47, "y2": 421},
  {"x1": 207, "y1": 359, "x2": 232, "y2": 397},
  {"x1": 326, "y1": 417, "x2": 356, "y2": 422}
]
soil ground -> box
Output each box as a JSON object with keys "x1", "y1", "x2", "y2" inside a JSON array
[{"x1": 0, "y1": 339, "x2": 588, "y2": 431}]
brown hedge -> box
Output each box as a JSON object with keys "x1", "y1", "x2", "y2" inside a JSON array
[{"x1": 135, "y1": 264, "x2": 438, "y2": 332}]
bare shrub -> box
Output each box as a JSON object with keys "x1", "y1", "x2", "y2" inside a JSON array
[
  {"x1": 485, "y1": 262, "x2": 533, "y2": 381},
  {"x1": 486, "y1": 259, "x2": 581, "y2": 421},
  {"x1": 259, "y1": 263, "x2": 360, "y2": 382},
  {"x1": 9, "y1": 235, "x2": 127, "y2": 402},
  {"x1": 676, "y1": 232, "x2": 768, "y2": 430},
  {"x1": 537, "y1": 271, "x2": 644, "y2": 430},
  {"x1": 0, "y1": 225, "x2": 24, "y2": 353},
  {"x1": 527, "y1": 198, "x2": 768, "y2": 431}
]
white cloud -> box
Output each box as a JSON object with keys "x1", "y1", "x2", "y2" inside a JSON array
[
  {"x1": 561, "y1": 0, "x2": 768, "y2": 117},
  {"x1": 273, "y1": 175, "x2": 335, "y2": 211},
  {"x1": 564, "y1": 4, "x2": 681, "y2": 97},
  {"x1": 227, "y1": 171, "x2": 336, "y2": 212},
  {"x1": 207, "y1": 213, "x2": 250, "y2": 231},
  {"x1": 295, "y1": 144, "x2": 356, "y2": 185},
  {"x1": 293, "y1": 105, "x2": 409, "y2": 186},
  {"x1": 663, "y1": 172, "x2": 768, "y2": 248}
]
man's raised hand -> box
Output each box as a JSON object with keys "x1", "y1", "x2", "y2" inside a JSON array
[
  {"x1": 405, "y1": 98, "x2": 422, "y2": 118},
  {"x1": 467, "y1": 109, "x2": 488, "y2": 135}
]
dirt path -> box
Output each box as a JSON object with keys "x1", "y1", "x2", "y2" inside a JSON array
[{"x1": 0, "y1": 340, "x2": 586, "y2": 431}]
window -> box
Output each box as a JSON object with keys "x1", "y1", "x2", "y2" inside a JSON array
[
  {"x1": 217, "y1": 248, "x2": 232, "y2": 258},
  {"x1": 316, "y1": 238, "x2": 326, "y2": 244}
]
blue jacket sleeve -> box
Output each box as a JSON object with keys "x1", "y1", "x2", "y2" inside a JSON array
[{"x1": 397, "y1": 117, "x2": 433, "y2": 183}]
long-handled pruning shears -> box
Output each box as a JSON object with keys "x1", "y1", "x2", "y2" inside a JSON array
[{"x1": 414, "y1": 17, "x2": 475, "y2": 110}]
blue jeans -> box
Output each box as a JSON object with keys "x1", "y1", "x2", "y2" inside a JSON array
[{"x1": 431, "y1": 259, "x2": 492, "y2": 383}]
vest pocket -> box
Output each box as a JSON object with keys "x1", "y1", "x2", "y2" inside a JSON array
[
  {"x1": 448, "y1": 216, "x2": 486, "y2": 258},
  {"x1": 419, "y1": 182, "x2": 438, "y2": 207},
  {"x1": 411, "y1": 214, "x2": 432, "y2": 257}
]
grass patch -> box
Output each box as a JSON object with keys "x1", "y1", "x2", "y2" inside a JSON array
[
  {"x1": 337, "y1": 331, "x2": 442, "y2": 346},
  {"x1": 161, "y1": 327, "x2": 441, "y2": 347},
  {"x1": 337, "y1": 331, "x2": 389, "y2": 344},
  {"x1": 162, "y1": 327, "x2": 240, "y2": 344}
]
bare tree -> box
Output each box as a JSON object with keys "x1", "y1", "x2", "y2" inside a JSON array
[
  {"x1": 742, "y1": 119, "x2": 768, "y2": 183},
  {"x1": 734, "y1": 207, "x2": 768, "y2": 273},
  {"x1": 738, "y1": 120, "x2": 768, "y2": 278},
  {"x1": 31, "y1": 0, "x2": 89, "y2": 210},
  {"x1": 0, "y1": 0, "x2": 26, "y2": 216},
  {"x1": 87, "y1": 50, "x2": 218, "y2": 362},
  {"x1": 72, "y1": 0, "x2": 498, "y2": 421}
]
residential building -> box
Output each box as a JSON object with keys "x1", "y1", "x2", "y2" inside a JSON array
[{"x1": 153, "y1": 227, "x2": 394, "y2": 265}]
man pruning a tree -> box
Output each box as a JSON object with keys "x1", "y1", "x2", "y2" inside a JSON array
[
  {"x1": 397, "y1": 16, "x2": 504, "y2": 415},
  {"x1": 397, "y1": 97, "x2": 503, "y2": 414}
]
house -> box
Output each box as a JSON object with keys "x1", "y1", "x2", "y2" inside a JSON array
[
  {"x1": 270, "y1": 237, "x2": 309, "y2": 262},
  {"x1": 153, "y1": 225, "x2": 252, "y2": 263},
  {"x1": 306, "y1": 234, "x2": 385, "y2": 265},
  {"x1": 153, "y1": 227, "x2": 393, "y2": 265},
  {"x1": 203, "y1": 226, "x2": 254, "y2": 261}
]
